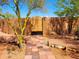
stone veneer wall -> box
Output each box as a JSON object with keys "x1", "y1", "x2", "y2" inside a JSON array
[
  {"x1": 43, "y1": 17, "x2": 79, "y2": 36},
  {"x1": 0, "y1": 16, "x2": 79, "y2": 36}
]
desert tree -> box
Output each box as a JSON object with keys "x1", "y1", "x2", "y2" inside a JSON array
[
  {"x1": 55, "y1": 0, "x2": 79, "y2": 34},
  {"x1": 0, "y1": 0, "x2": 45, "y2": 48}
]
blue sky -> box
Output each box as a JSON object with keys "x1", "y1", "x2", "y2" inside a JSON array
[
  {"x1": 1, "y1": 0, "x2": 58, "y2": 18},
  {"x1": 30, "y1": 0, "x2": 57, "y2": 17}
]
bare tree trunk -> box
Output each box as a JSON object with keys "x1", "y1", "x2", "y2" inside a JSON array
[{"x1": 68, "y1": 19, "x2": 73, "y2": 34}]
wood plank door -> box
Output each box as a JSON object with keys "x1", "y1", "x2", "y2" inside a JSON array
[{"x1": 31, "y1": 17, "x2": 43, "y2": 32}]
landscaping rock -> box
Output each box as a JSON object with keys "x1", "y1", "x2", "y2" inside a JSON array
[
  {"x1": 67, "y1": 47, "x2": 79, "y2": 53},
  {"x1": 50, "y1": 44, "x2": 55, "y2": 48},
  {"x1": 0, "y1": 32, "x2": 18, "y2": 45},
  {"x1": 55, "y1": 44, "x2": 66, "y2": 50}
]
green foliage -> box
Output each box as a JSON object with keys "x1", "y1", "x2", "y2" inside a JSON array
[
  {"x1": 4, "y1": 13, "x2": 15, "y2": 19},
  {"x1": 0, "y1": 8, "x2": 2, "y2": 11},
  {"x1": 55, "y1": 0, "x2": 79, "y2": 18},
  {"x1": 0, "y1": 12, "x2": 15, "y2": 19},
  {"x1": 26, "y1": 0, "x2": 45, "y2": 10}
]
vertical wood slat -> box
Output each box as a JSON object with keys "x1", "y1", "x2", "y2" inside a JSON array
[{"x1": 31, "y1": 16, "x2": 43, "y2": 32}]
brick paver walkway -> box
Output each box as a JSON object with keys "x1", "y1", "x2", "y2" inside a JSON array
[
  {"x1": 24, "y1": 35, "x2": 78, "y2": 59},
  {"x1": 25, "y1": 45, "x2": 56, "y2": 59}
]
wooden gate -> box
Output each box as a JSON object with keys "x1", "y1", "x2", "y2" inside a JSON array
[{"x1": 31, "y1": 17, "x2": 43, "y2": 35}]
